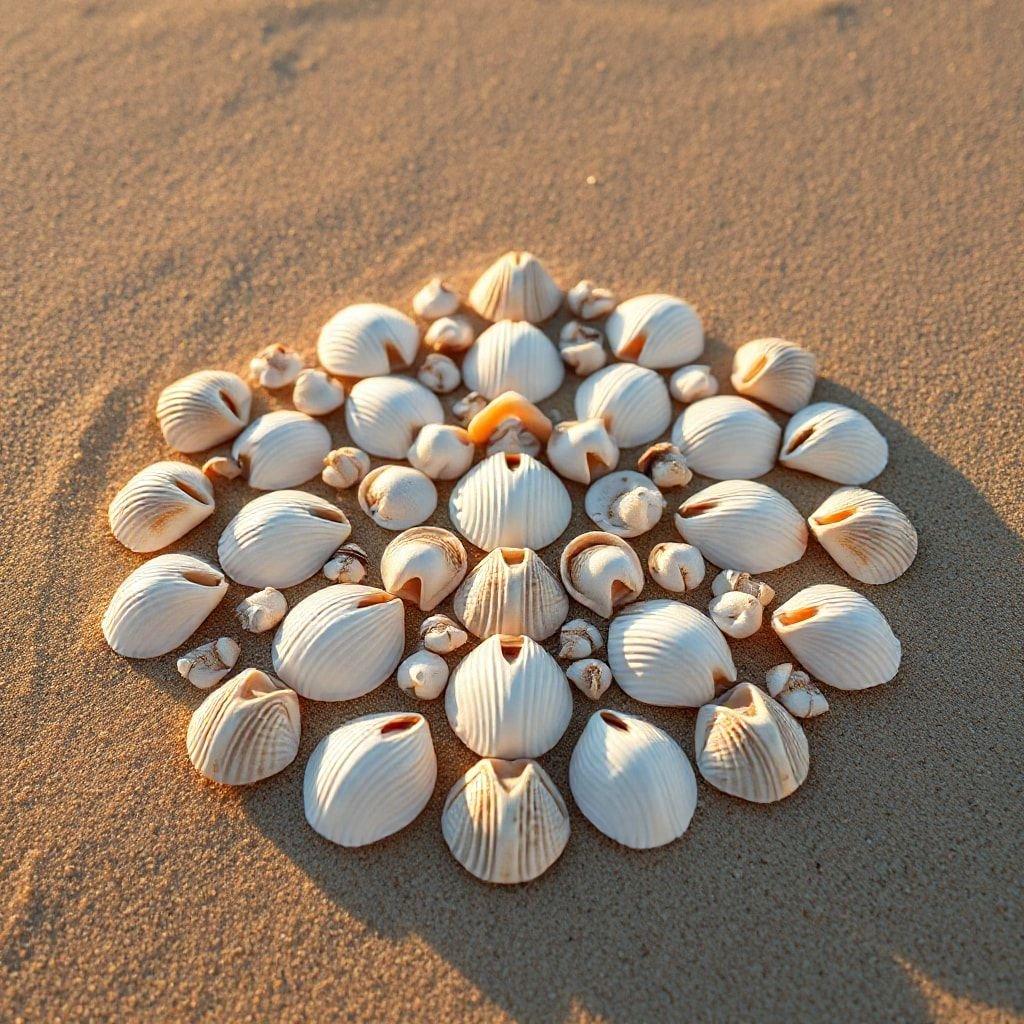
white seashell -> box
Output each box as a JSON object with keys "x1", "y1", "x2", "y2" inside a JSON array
[
  {"x1": 419, "y1": 614, "x2": 469, "y2": 655},
  {"x1": 468, "y1": 250, "x2": 562, "y2": 323},
  {"x1": 485, "y1": 421, "x2": 542, "y2": 458},
  {"x1": 452, "y1": 390, "x2": 488, "y2": 424},
  {"x1": 417, "y1": 353, "x2": 461, "y2": 394},
  {"x1": 559, "y1": 532, "x2": 644, "y2": 619},
  {"x1": 566, "y1": 658, "x2": 612, "y2": 700},
  {"x1": 695, "y1": 682, "x2": 809, "y2": 803},
  {"x1": 766, "y1": 663, "x2": 829, "y2": 719},
  {"x1": 442, "y1": 758, "x2": 570, "y2": 884},
  {"x1": 557, "y1": 619, "x2": 603, "y2": 660},
  {"x1": 779, "y1": 402, "x2": 888, "y2": 484},
  {"x1": 605, "y1": 294, "x2": 703, "y2": 369},
  {"x1": 186, "y1": 669, "x2": 301, "y2": 786},
  {"x1": 358, "y1": 465, "x2": 438, "y2": 531},
  {"x1": 567, "y1": 280, "x2": 617, "y2": 319},
  {"x1": 424, "y1": 315, "x2": 475, "y2": 354},
  {"x1": 559, "y1": 330, "x2": 607, "y2": 377},
  {"x1": 304, "y1": 712, "x2": 436, "y2": 846},
  {"x1": 708, "y1": 591, "x2": 763, "y2": 639},
  {"x1": 250, "y1": 343, "x2": 303, "y2": 389},
  {"x1": 322, "y1": 446, "x2": 370, "y2": 489},
  {"x1": 574, "y1": 363, "x2": 672, "y2": 447},
  {"x1": 156, "y1": 370, "x2": 251, "y2": 453},
  {"x1": 218, "y1": 490, "x2": 351, "y2": 589},
  {"x1": 711, "y1": 569, "x2": 776, "y2": 606},
  {"x1": 322, "y1": 542, "x2": 369, "y2": 584},
  {"x1": 202, "y1": 456, "x2": 242, "y2": 481},
  {"x1": 546, "y1": 418, "x2": 619, "y2": 484},
  {"x1": 808, "y1": 486, "x2": 918, "y2": 584},
  {"x1": 668, "y1": 364, "x2": 718, "y2": 404},
  {"x1": 771, "y1": 583, "x2": 901, "y2": 690},
  {"x1": 102, "y1": 553, "x2": 228, "y2": 658},
  {"x1": 675, "y1": 480, "x2": 808, "y2": 573},
  {"x1": 292, "y1": 368, "x2": 345, "y2": 416},
  {"x1": 345, "y1": 376, "x2": 444, "y2": 458},
  {"x1": 462, "y1": 320, "x2": 564, "y2": 402},
  {"x1": 176, "y1": 637, "x2": 241, "y2": 689},
  {"x1": 397, "y1": 650, "x2": 450, "y2": 700},
  {"x1": 407, "y1": 424, "x2": 475, "y2": 480},
  {"x1": 560, "y1": 320, "x2": 604, "y2": 347},
  {"x1": 569, "y1": 709, "x2": 697, "y2": 849},
  {"x1": 453, "y1": 547, "x2": 568, "y2": 640},
  {"x1": 647, "y1": 542, "x2": 705, "y2": 593},
  {"x1": 636, "y1": 442, "x2": 692, "y2": 490},
  {"x1": 585, "y1": 470, "x2": 666, "y2": 538},
  {"x1": 380, "y1": 526, "x2": 468, "y2": 611},
  {"x1": 450, "y1": 452, "x2": 572, "y2": 552},
  {"x1": 731, "y1": 337, "x2": 816, "y2": 413},
  {"x1": 272, "y1": 584, "x2": 405, "y2": 701},
  {"x1": 231, "y1": 410, "x2": 332, "y2": 490},
  {"x1": 235, "y1": 587, "x2": 287, "y2": 633},
  {"x1": 317, "y1": 303, "x2": 420, "y2": 378},
  {"x1": 608, "y1": 599, "x2": 736, "y2": 707},
  {"x1": 108, "y1": 461, "x2": 215, "y2": 553},
  {"x1": 671, "y1": 396, "x2": 781, "y2": 480},
  {"x1": 412, "y1": 278, "x2": 460, "y2": 320}
]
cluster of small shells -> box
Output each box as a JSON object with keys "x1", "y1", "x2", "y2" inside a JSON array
[{"x1": 104, "y1": 250, "x2": 916, "y2": 885}]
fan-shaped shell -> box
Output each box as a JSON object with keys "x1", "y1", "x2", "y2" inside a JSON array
[
  {"x1": 231, "y1": 410, "x2": 332, "y2": 490},
  {"x1": 380, "y1": 526, "x2": 468, "y2": 611},
  {"x1": 779, "y1": 402, "x2": 888, "y2": 484},
  {"x1": 317, "y1": 303, "x2": 420, "y2": 378},
  {"x1": 358, "y1": 465, "x2": 438, "y2": 530},
  {"x1": 730, "y1": 337, "x2": 816, "y2": 413},
  {"x1": 156, "y1": 370, "x2": 251, "y2": 453},
  {"x1": 344, "y1": 376, "x2": 444, "y2": 458},
  {"x1": 671, "y1": 396, "x2": 781, "y2": 480},
  {"x1": 574, "y1": 363, "x2": 672, "y2": 447},
  {"x1": 468, "y1": 251, "x2": 563, "y2": 324},
  {"x1": 584, "y1": 470, "x2": 666, "y2": 538},
  {"x1": 559, "y1": 532, "x2": 644, "y2": 619},
  {"x1": 462, "y1": 321, "x2": 564, "y2": 402},
  {"x1": 605, "y1": 294, "x2": 703, "y2": 369}
]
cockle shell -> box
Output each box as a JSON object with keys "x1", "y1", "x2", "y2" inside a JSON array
[
  {"x1": 468, "y1": 250, "x2": 563, "y2": 324},
  {"x1": 605, "y1": 294, "x2": 703, "y2": 369},
  {"x1": 452, "y1": 390, "x2": 488, "y2": 424},
  {"x1": 412, "y1": 278, "x2": 460, "y2": 320},
  {"x1": 558, "y1": 322, "x2": 607, "y2": 377},
  {"x1": 345, "y1": 376, "x2": 444, "y2": 459},
  {"x1": 186, "y1": 669, "x2": 301, "y2": 786},
  {"x1": 235, "y1": 587, "x2": 287, "y2": 633},
  {"x1": 567, "y1": 280, "x2": 617, "y2": 320},
  {"x1": 608, "y1": 599, "x2": 736, "y2": 707},
  {"x1": 584, "y1": 470, "x2": 666, "y2": 538},
  {"x1": 380, "y1": 526, "x2": 468, "y2": 611},
  {"x1": 465, "y1": 391, "x2": 553, "y2": 447},
  {"x1": 559, "y1": 532, "x2": 644, "y2": 619},
  {"x1": 108, "y1": 461, "x2": 215, "y2": 553},
  {"x1": 711, "y1": 569, "x2": 775, "y2": 606},
  {"x1": 569, "y1": 710, "x2": 697, "y2": 849},
  {"x1": 322, "y1": 446, "x2": 370, "y2": 489},
  {"x1": 647, "y1": 542, "x2": 705, "y2": 593},
  {"x1": 250, "y1": 343, "x2": 303, "y2": 389},
  {"x1": 668, "y1": 364, "x2": 718, "y2": 404},
  {"x1": 407, "y1": 424, "x2": 476, "y2": 480},
  {"x1": 545, "y1": 418, "x2": 619, "y2": 485},
  {"x1": 231, "y1": 410, "x2": 332, "y2": 490},
  {"x1": 708, "y1": 591, "x2": 763, "y2": 639},
  {"x1": 176, "y1": 637, "x2": 241, "y2": 689},
  {"x1": 771, "y1": 584, "x2": 901, "y2": 690},
  {"x1": 637, "y1": 443, "x2": 692, "y2": 490},
  {"x1": 765, "y1": 663, "x2": 829, "y2": 719},
  {"x1": 671, "y1": 396, "x2": 781, "y2": 480},
  {"x1": 442, "y1": 758, "x2": 570, "y2": 885},
  {"x1": 156, "y1": 370, "x2": 252, "y2": 453},
  {"x1": 446, "y1": 635, "x2": 572, "y2": 759},
  {"x1": 419, "y1": 614, "x2": 469, "y2": 655},
  {"x1": 358, "y1": 465, "x2": 438, "y2": 530},
  {"x1": 574, "y1": 362, "x2": 672, "y2": 447},
  {"x1": 322, "y1": 542, "x2": 369, "y2": 584},
  {"x1": 453, "y1": 547, "x2": 569, "y2": 640},
  {"x1": 425, "y1": 315, "x2": 475, "y2": 354},
  {"x1": 808, "y1": 487, "x2": 918, "y2": 584},
  {"x1": 675, "y1": 480, "x2": 808, "y2": 573},
  {"x1": 417, "y1": 353, "x2": 461, "y2": 394},
  {"x1": 779, "y1": 402, "x2": 888, "y2": 484},
  {"x1": 271, "y1": 584, "x2": 405, "y2": 701},
  {"x1": 397, "y1": 650, "x2": 450, "y2": 700},
  {"x1": 102, "y1": 553, "x2": 228, "y2": 658},
  {"x1": 566, "y1": 659, "x2": 613, "y2": 700},
  {"x1": 317, "y1": 303, "x2": 420, "y2": 378},
  {"x1": 304, "y1": 712, "x2": 436, "y2": 847},
  {"x1": 695, "y1": 683, "x2": 809, "y2": 803},
  {"x1": 557, "y1": 619, "x2": 603, "y2": 660},
  {"x1": 462, "y1": 320, "x2": 564, "y2": 402},
  {"x1": 202, "y1": 456, "x2": 242, "y2": 481},
  {"x1": 731, "y1": 337, "x2": 816, "y2": 413},
  {"x1": 293, "y1": 368, "x2": 345, "y2": 416}
]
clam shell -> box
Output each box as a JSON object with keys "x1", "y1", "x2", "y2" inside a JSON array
[
  {"x1": 605, "y1": 294, "x2": 703, "y2": 369},
  {"x1": 293, "y1": 368, "x2": 345, "y2": 416},
  {"x1": 647, "y1": 542, "x2": 705, "y2": 593},
  {"x1": 462, "y1": 321, "x2": 564, "y2": 402},
  {"x1": 380, "y1": 526, "x2": 468, "y2": 611},
  {"x1": 671, "y1": 396, "x2": 781, "y2": 480},
  {"x1": 176, "y1": 637, "x2": 241, "y2": 689},
  {"x1": 584, "y1": 470, "x2": 666, "y2": 538},
  {"x1": 765, "y1": 663, "x2": 829, "y2": 719},
  {"x1": 345, "y1": 376, "x2": 444, "y2": 458},
  {"x1": 468, "y1": 250, "x2": 563, "y2": 323},
  {"x1": 545, "y1": 418, "x2": 619, "y2": 484},
  {"x1": 566, "y1": 658, "x2": 612, "y2": 700},
  {"x1": 668, "y1": 364, "x2": 718, "y2": 404},
  {"x1": 412, "y1": 278, "x2": 460, "y2": 320},
  {"x1": 573, "y1": 363, "x2": 672, "y2": 447},
  {"x1": 779, "y1": 402, "x2": 888, "y2": 484},
  {"x1": 358, "y1": 465, "x2": 438, "y2": 531},
  {"x1": 231, "y1": 410, "x2": 332, "y2": 490},
  {"x1": 397, "y1": 650, "x2": 450, "y2": 700},
  {"x1": 407, "y1": 424, "x2": 475, "y2": 480},
  {"x1": 317, "y1": 303, "x2": 420, "y2": 378},
  {"x1": 156, "y1": 370, "x2": 251, "y2": 453},
  {"x1": 559, "y1": 532, "x2": 644, "y2": 619},
  {"x1": 730, "y1": 337, "x2": 816, "y2": 413}
]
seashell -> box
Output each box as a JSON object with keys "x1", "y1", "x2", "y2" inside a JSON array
[
  {"x1": 560, "y1": 320, "x2": 604, "y2": 347},
  {"x1": 186, "y1": 669, "x2": 301, "y2": 786},
  {"x1": 407, "y1": 424, "x2": 475, "y2": 480},
  {"x1": 557, "y1": 619, "x2": 603, "y2": 660},
  {"x1": 668, "y1": 364, "x2": 718, "y2": 404},
  {"x1": 608, "y1": 599, "x2": 736, "y2": 707},
  {"x1": 449, "y1": 452, "x2": 572, "y2": 552},
  {"x1": 566, "y1": 658, "x2": 612, "y2": 700},
  {"x1": 202, "y1": 456, "x2": 242, "y2": 481},
  {"x1": 345, "y1": 376, "x2": 444, "y2": 458},
  {"x1": 453, "y1": 547, "x2": 568, "y2": 640},
  {"x1": 647, "y1": 542, "x2": 705, "y2": 593},
  {"x1": 250, "y1": 343, "x2": 303, "y2": 389},
  {"x1": 235, "y1": 587, "x2": 287, "y2": 633},
  {"x1": 671, "y1": 396, "x2": 781, "y2": 480},
  {"x1": 559, "y1": 532, "x2": 644, "y2": 619},
  {"x1": 485, "y1": 421, "x2": 542, "y2": 457},
  {"x1": 156, "y1": 370, "x2": 251, "y2": 453},
  {"x1": 731, "y1": 337, "x2": 816, "y2": 413},
  {"x1": 462, "y1": 320, "x2": 564, "y2": 402},
  {"x1": 379, "y1": 526, "x2": 468, "y2": 611},
  {"x1": 771, "y1": 583, "x2": 901, "y2": 690},
  {"x1": 176, "y1": 637, "x2": 241, "y2": 689},
  {"x1": 675, "y1": 480, "x2": 808, "y2": 573},
  {"x1": 465, "y1": 391, "x2": 553, "y2": 446},
  {"x1": 708, "y1": 591, "x2": 763, "y2": 639},
  {"x1": 231, "y1": 410, "x2": 332, "y2": 490},
  {"x1": 317, "y1": 303, "x2": 420, "y2": 378},
  {"x1": 779, "y1": 402, "x2": 888, "y2": 484},
  {"x1": 419, "y1": 614, "x2": 469, "y2": 655},
  {"x1": 558, "y1": 326, "x2": 607, "y2": 377},
  {"x1": 417, "y1": 352, "x2": 461, "y2": 394},
  {"x1": 424, "y1": 315, "x2": 475, "y2": 354},
  {"x1": 766, "y1": 663, "x2": 829, "y2": 719},
  {"x1": 468, "y1": 250, "x2": 562, "y2": 324},
  {"x1": 569, "y1": 709, "x2": 697, "y2": 849},
  {"x1": 808, "y1": 486, "x2": 918, "y2": 584},
  {"x1": 272, "y1": 584, "x2": 405, "y2": 701},
  {"x1": 546, "y1": 418, "x2": 619, "y2": 484},
  {"x1": 567, "y1": 280, "x2": 617, "y2": 320},
  {"x1": 304, "y1": 712, "x2": 436, "y2": 846},
  {"x1": 292, "y1": 368, "x2": 345, "y2": 416},
  {"x1": 322, "y1": 542, "x2": 369, "y2": 584},
  {"x1": 574, "y1": 363, "x2": 672, "y2": 447},
  {"x1": 605, "y1": 294, "x2": 703, "y2": 369},
  {"x1": 358, "y1": 465, "x2": 438, "y2": 531},
  {"x1": 412, "y1": 277, "x2": 460, "y2": 320},
  {"x1": 397, "y1": 650, "x2": 450, "y2": 700},
  {"x1": 585, "y1": 470, "x2": 666, "y2": 538},
  {"x1": 711, "y1": 569, "x2": 775, "y2": 607},
  {"x1": 636, "y1": 442, "x2": 692, "y2": 490},
  {"x1": 102, "y1": 553, "x2": 228, "y2": 658},
  {"x1": 322, "y1": 446, "x2": 370, "y2": 490},
  {"x1": 442, "y1": 758, "x2": 570, "y2": 884},
  {"x1": 452, "y1": 390, "x2": 488, "y2": 424},
  {"x1": 218, "y1": 490, "x2": 350, "y2": 589},
  {"x1": 695, "y1": 682, "x2": 809, "y2": 803},
  {"x1": 108, "y1": 461, "x2": 215, "y2": 553}
]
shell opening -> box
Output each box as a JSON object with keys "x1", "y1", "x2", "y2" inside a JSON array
[
  {"x1": 721, "y1": 687, "x2": 757, "y2": 713},
  {"x1": 219, "y1": 389, "x2": 240, "y2": 418},
  {"x1": 380, "y1": 715, "x2": 419, "y2": 735},
  {"x1": 174, "y1": 478, "x2": 212, "y2": 505},
  {"x1": 785, "y1": 425, "x2": 815, "y2": 455},
  {"x1": 600, "y1": 711, "x2": 629, "y2": 732},
  {"x1": 814, "y1": 507, "x2": 856, "y2": 526},
  {"x1": 740, "y1": 353, "x2": 768, "y2": 384},
  {"x1": 498, "y1": 548, "x2": 526, "y2": 565},
  {"x1": 489, "y1": 758, "x2": 531, "y2": 785},
  {"x1": 238, "y1": 670, "x2": 276, "y2": 699},
  {"x1": 384, "y1": 339, "x2": 407, "y2": 371},
  {"x1": 236, "y1": 452, "x2": 251, "y2": 478},
  {"x1": 357, "y1": 592, "x2": 398, "y2": 608},
  {"x1": 503, "y1": 453, "x2": 522, "y2": 470},
  {"x1": 610, "y1": 580, "x2": 633, "y2": 607},
  {"x1": 678, "y1": 501, "x2": 717, "y2": 518},
  {"x1": 586, "y1": 451, "x2": 610, "y2": 475},
  {"x1": 619, "y1": 332, "x2": 647, "y2": 361},
  {"x1": 182, "y1": 569, "x2": 224, "y2": 587},
  {"x1": 393, "y1": 577, "x2": 423, "y2": 604},
  {"x1": 308, "y1": 505, "x2": 347, "y2": 524},
  {"x1": 498, "y1": 636, "x2": 524, "y2": 663},
  {"x1": 776, "y1": 606, "x2": 818, "y2": 626}
]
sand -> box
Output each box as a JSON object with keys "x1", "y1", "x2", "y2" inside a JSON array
[{"x1": 2, "y1": 0, "x2": 1023, "y2": 1021}]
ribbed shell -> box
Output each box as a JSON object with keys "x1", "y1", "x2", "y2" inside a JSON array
[
  {"x1": 671, "y1": 396, "x2": 781, "y2": 480},
  {"x1": 608, "y1": 599, "x2": 737, "y2": 707},
  {"x1": 102, "y1": 553, "x2": 228, "y2": 659},
  {"x1": 445, "y1": 635, "x2": 572, "y2": 758},
  {"x1": 344, "y1": 376, "x2": 444, "y2": 458},
  {"x1": 779, "y1": 402, "x2": 888, "y2": 484},
  {"x1": 231, "y1": 410, "x2": 332, "y2": 490},
  {"x1": 442, "y1": 759, "x2": 570, "y2": 885},
  {"x1": 605, "y1": 294, "x2": 703, "y2": 369},
  {"x1": 108, "y1": 461, "x2": 215, "y2": 553},
  {"x1": 156, "y1": 370, "x2": 252, "y2": 453},
  {"x1": 559, "y1": 532, "x2": 645, "y2": 619},
  {"x1": 358, "y1": 465, "x2": 438, "y2": 530},
  {"x1": 271, "y1": 584, "x2": 405, "y2": 700},
  {"x1": 569, "y1": 710, "x2": 697, "y2": 849},
  {"x1": 675, "y1": 480, "x2": 808, "y2": 573},
  {"x1": 573, "y1": 363, "x2": 672, "y2": 447},
  {"x1": 468, "y1": 251, "x2": 563, "y2": 323},
  {"x1": 304, "y1": 712, "x2": 437, "y2": 847},
  {"x1": 771, "y1": 583, "x2": 901, "y2": 690},
  {"x1": 316, "y1": 303, "x2": 420, "y2": 378},
  {"x1": 462, "y1": 321, "x2": 564, "y2": 402},
  {"x1": 380, "y1": 526, "x2": 468, "y2": 611},
  {"x1": 218, "y1": 490, "x2": 351, "y2": 589},
  {"x1": 730, "y1": 338, "x2": 817, "y2": 413},
  {"x1": 695, "y1": 683, "x2": 809, "y2": 803}
]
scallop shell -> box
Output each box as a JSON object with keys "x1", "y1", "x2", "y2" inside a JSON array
[
  {"x1": 322, "y1": 446, "x2": 370, "y2": 489},
  {"x1": 545, "y1": 418, "x2": 619, "y2": 484},
  {"x1": 584, "y1": 470, "x2": 666, "y2": 538},
  {"x1": 102, "y1": 553, "x2": 228, "y2": 658},
  {"x1": 462, "y1": 321, "x2": 564, "y2": 402},
  {"x1": 765, "y1": 663, "x2": 829, "y2": 719},
  {"x1": 358, "y1": 465, "x2": 438, "y2": 531},
  {"x1": 771, "y1": 583, "x2": 901, "y2": 690},
  {"x1": 344, "y1": 376, "x2": 444, "y2": 458},
  {"x1": 397, "y1": 650, "x2": 450, "y2": 700},
  {"x1": 574, "y1": 363, "x2": 672, "y2": 447},
  {"x1": 731, "y1": 337, "x2": 816, "y2": 413},
  {"x1": 407, "y1": 424, "x2": 476, "y2": 481},
  {"x1": 176, "y1": 637, "x2": 241, "y2": 689},
  {"x1": 559, "y1": 532, "x2": 644, "y2": 619},
  {"x1": 569, "y1": 709, "x2": 697, "y2": 849},
  {"x1": 445, "y1": 635, "x2": 572, "y2": 759},
  {"x1": 424, "y1": 315, "x2": 475, "y2": 354},
  {"x1": 317, "y1": 303, "x2": 420, "y2": 379},
  {"x1": 605, "y1": 293, "x2": 703, "y2": 369},
  {"x1": 231, "y1": 410, "x2": 332, "y2": 490},
  {"x1": 156, "y1": 370, "x2": 252, "y2": 453},
  {"x1": 250, "y1": 343, "x2": 303, "y2": 389},
  {"x1": 419, "y1": 614, "x2": 469, "y2": 655},
  {"x1": 647, "y1": 542, "x2": 705, "y2": 593},
  {"x1": 304, "y1": 712, "x2": 437, "y2": 847},
  {"x1": 567, "y1": 280, "x2": 617, "y2": 320},
  {"x1": 235, "y1": 587, "x2": 288, "y2": 633},
  {"x1": 271, "y1": 584, "x2": 405, "y2": 701},
  {"x1": 566, "y1": 658, "x2": 613, "y2": 700},
  {"x1": 671, "y1": 396, "x2": 781, "y2": 480},
  {"x1": 380, "y1": 526, "x2": 468, "y2": 611},
  {"x1": 186, "y1": 669, "x2": 301, "y2": 786},
  {"x1": 668, "y1": 364, "x2": 718, "y2": 404},
  {"x1": 292, "y1": 368, "x2": 345, "y2": 416},
  {"x1": 708, "y1": 591, "x2": 763, "y2": 639},
  {"x1": 557, "y1": 619, "x2": 603, "y2": 660},
  {"x1": 468, "y1": 251, "x2": 563, "y2": 324},
  {"x1": 108, "y1": 461, "x2": 215, "y2": 553},
  {"x1": 412, "y1": 278, "x2": 460, "y2": 320},
  {"x1": 779, "y1": 402, "x2": 888, "y2": 484}
]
